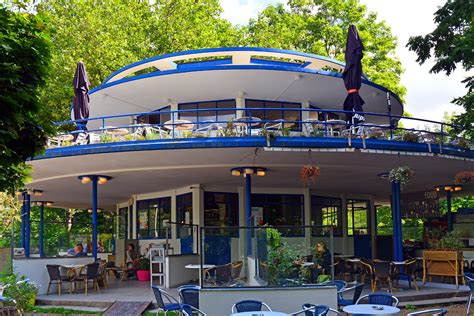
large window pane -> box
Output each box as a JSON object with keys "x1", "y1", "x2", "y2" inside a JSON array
[
  {"x1": 311, "y1": 196, "x2": 342, "y2": 236},
  {"x1": 347, "y1": 199, "x2": 370, "y2": 236},
  {"x1": 177, "y1": 193, "x2": 193, "y2": 238},
  {"x1": 137, "y1": 200, "x2": 149, "y2": 239},
  {"x1": 179, "y1": 103, "x2": 198, "y2": 122},
  {"x1": 252, "y1": 194, "x2": 304, "y2": 236},
  {"x1": 217, "y1": 100, "x2": 236, "y2": 123},
  {"x1": 118, "y1": 207, "x2": 128, "y2": 239},
  {"x1": 137, "y1": 197, "x2": 171, "y2": 239},
  {"x1": 204, "y1": 192, "x2": 239, "y2": 236}
]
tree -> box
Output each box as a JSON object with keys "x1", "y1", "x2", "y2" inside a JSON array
[
  {"x1": 407, "y1": 0, "x2": 473, "y2": 139},
  {"x1": 242, "y1": 0, "x2": 406, "y2": 101},
  {"x1": 36, "y1": 0, "x2": 240, "y2": 122},
  {"x1": 0, "y1": 6, "x2": 53, "y2": 193}
]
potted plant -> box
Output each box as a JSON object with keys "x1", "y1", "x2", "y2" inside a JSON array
[
  {"x1": 422, "y1": 232, "x2": 465, "y2": 288},
  {"x1": 402, "y1": 131, "x2": 420, "y2": 143},
  {"x1": 300, "y1": 165, "x2": 320, "y2": 185},
  {"x1": 389, "y1": 166, "x2": 414, "y2": 188},
  {"x1": 2, "y1": 275, "x2": 40, "y2": 313},
  {"x1": 135, "y1": 257, "x2": 150, "y2": 281}
]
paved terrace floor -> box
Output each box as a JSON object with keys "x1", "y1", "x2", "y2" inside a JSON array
[{"x1": 36, "y1": 278, "x2": 470, "y2": 309}]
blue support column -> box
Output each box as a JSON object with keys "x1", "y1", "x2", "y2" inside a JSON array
[
  {"x1": 92, "y1": 177, "x2": 98, "y2": 260},
  {"x1": 245, "y1": 174, "x2": 252, "y2": 256},
  {"x1": 446, "y1": 190, "x2": 453, "y2": 232},
  {"x1": 391, "y1": 181, "x2": 403, "y2": 261},
  {"x1": 25, "y1": 193, "x2": 31, "y2": 257},
  {"x1": 39, "y1": 203, "x2": 44, "y2": 257},
  {"x1": 20, "y1": 192, "x2": 26, "y2": 249}
]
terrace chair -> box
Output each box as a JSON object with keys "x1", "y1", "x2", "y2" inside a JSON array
[
  {"x1": 46, "y1": 264, "x2": 74, "y2": 295},
  {"x1": 73, "y1": 262, "x2": 101, "y2": 295},
  {"x1": 369, "y1": 260, "x2": 393, "y2": 292},
  {"x1": 180, "y1": 303, "x2": 207, "y2": 316},
  {"x1": 356, "y1": 292, "x2": 399, "y2": 307},
  {"x1": 145, "y1": 125, "x2": 168, "y2": 139},
  {"x1": 465, "y1": 272, "x2": 474, "y2": 315},
  {"x1": 291, "y1": 303, "x2": 340, "y2": 315},
  {"x1": 205, "y1": 263, "x2": 232, "y2": 286},
  {"x1": 407, "y1": 308, "x2": 447, "y2": 316},
  {"x1": 97, "y1": 262, "x2": 108, "y2": 288},
  {"x1": 263, "y1": 119, "x2": 284, "y2": 136},
  {"x1": 178, "y1": 285, "x2": 200, "y2": 309},
  {"x1": 230, "y1": 261, "x2": 243, "y2": 284},
  {"x1": 232, "y1": 300, "x2": 272, "y2": 313},
  {"x1": 151, "y1": 286, "x2": 183, "y2": 315},
  {"x1": 337, "y1": 282, "x2": 364, "y2": 307},
  {"x1": 404, "y1": 259, "x2": 419, "y2": 290},
  {"x1": 302, "y1": 119, "x2": 324, "y2": 137}
]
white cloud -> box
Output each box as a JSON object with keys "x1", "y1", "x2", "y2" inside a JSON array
[{"x1": 220, "y1": 0, "x2": 469, "y2": 126}]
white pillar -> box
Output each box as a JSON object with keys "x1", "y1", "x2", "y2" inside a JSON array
[
  {"x1": 341, "y1": 194, "x2": 348, "y2": 255},
  {"x1": 170, "y1": 102, "x2": 178, "y2": 121},
  {"x1": 302, "y1": 101, "x2": 310, "y2": 122},
  {"x1": 236, "y1": 97, "x2": 245, "y2": 119}
]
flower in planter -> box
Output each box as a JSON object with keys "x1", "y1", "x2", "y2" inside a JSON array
[
  {"x1": 300, "y1": 165, "x2": 320, "y2": 185},
  {"x1": 454, "y1": 171, "x2": 474, "y2": 184},
  {"x1": 388, "y1": 166, "x2": 414, "y2": 188}
]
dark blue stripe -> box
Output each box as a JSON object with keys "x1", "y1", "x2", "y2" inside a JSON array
[{"x1": 34, "y1": 137, "x2": 473, "y2": 160}]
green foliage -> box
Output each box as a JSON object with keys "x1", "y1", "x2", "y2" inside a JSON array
[
  {"x1": 0, "y1": 274, "x2": 39, "y2": 312},
  {"x1": 222, "y1": 120, "x2": 237, "y2": 137},
  {"x1": 0, "y1": 6, "x2": 53, "y2": 193},
  {"x1": 136, "y1": 257, "x2": 150, "y2": 271},
  {"x1": 407, "y1": 0, "x2": 473, "y2": 139},
  {"x1": 402, "y1": 131, "x2": 420, "y2": 143},
  {"x1": 36, "y1": 0, "x2": 239, "y2": 122},
  {"x1": 439, "y1": 195, "x2": 474, "y2": 215},
  {"x1": 243, "y1": 0, "x2": 406, "y2": 101},
  {"x1": 28, "y1": 306, "x2": 100, "y2": 314},
  {"x1": 389, "y1": 166, "x2": 414, "y2": 188},
  {"x1": 435, "y1": 231, "x2": 464, "y2": 250}
]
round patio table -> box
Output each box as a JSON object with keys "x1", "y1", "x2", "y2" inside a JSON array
[
  {"x1": 343, "y1": 304, "x2": 400, "y2": 315},
  {"x1": 233, "y1": 116, "x2": 262, "y2": 127},
  {"x1": 163, "y1": 119, "x2": 194, "y2": 131},
  {"x1": 230, "y1": 312, "x2": 288, "y2": 316}
]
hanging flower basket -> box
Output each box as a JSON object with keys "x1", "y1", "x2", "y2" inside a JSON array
[
  {"x1": 300, "y1": 165, "x2": 320, "y2": 185},
  {"x1": 388, "y1": 166, "x2": 413, "y2": 188},
  {"x1": 454, "y1": 171, "x2": 474, "y2": 184}
]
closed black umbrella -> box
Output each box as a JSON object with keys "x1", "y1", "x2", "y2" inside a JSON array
[
  {"x1": 72, "y1": 61, "x2": 90, "y2": 129},
  {"x1": 342, "y1": 25, "x2": 365, "y2": 123}
]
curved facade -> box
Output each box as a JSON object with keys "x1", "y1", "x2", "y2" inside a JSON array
[{"x1": 28, "y1": 47, "x2": 473, "y2": 260}]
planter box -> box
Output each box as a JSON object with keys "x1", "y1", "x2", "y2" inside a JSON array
[{"x1": 422, "y1": 250, "x2": 465, "y2": 288}]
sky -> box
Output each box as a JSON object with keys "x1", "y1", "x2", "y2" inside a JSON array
[{"x1": 220, "y1": 0, "x2": 468, "y2": 127}]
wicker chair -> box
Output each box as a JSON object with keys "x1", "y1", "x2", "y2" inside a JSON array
[
  {"x1": 74, "y1": 262, "x2": 101, "y2": 295},
  {"x1": 46, "y1": 264, "x2": 74, "y2": 295}
]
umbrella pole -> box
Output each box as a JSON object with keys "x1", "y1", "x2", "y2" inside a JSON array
[{"x1": 386, "y1": 92, "x2": 393, "y2": 140}]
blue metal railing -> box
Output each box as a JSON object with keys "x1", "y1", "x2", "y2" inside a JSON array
[{"x1": 49, "y1": 108, "x2": 471, "y2": 149}]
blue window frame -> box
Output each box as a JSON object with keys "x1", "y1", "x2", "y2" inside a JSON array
[
  {"x1": 246, "y1": 99, "x2": 301, "y2": 130},
  {"x1": 252, "y1": 194, "x2": 304, "y2": 236},
  {"x1": 178, "y1": 100, "x2": 236, "y2": 125},
  {"x1": 136, "y1": 197, "x2": 171, "y2": 239},
  {"x1": 176, "y1": 193, "x2": 193, "y2": 238},
  {"x1": 311, "y1": 196, "x2": 342, "y2": 236}
]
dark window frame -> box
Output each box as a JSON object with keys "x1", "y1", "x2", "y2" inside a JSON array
[
  {"x1": 311, "y1": 195, "x2": 343, "y2": 236},
  {"x1": 178, "y1": 99, "x2": 236, "y2": 124},
  {"x1": 347, "y1": 199, "x2": 371, "y2": 236},
  {"x1": 204, "y1": 191, "x2": 240, "y2": 237},
  {"x1": 246, "y1": 99, "x2": 302, "y2": 131},
  {"x1": 136, "y1": 197, "x2": 172, "y2": 240},
  {"x1": 176, "y1": 192, "x2": 193, "y2": 238}
]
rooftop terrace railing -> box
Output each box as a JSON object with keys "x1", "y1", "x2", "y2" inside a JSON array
[{"x1": 48, "y1": 108, "x2": 472, "y2": 151}]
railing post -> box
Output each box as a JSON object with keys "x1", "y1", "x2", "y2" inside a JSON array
[{"x1": 324, "y1": 112, "x2": 328, "y2": 137}]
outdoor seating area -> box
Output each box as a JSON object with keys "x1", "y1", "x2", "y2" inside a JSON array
[{"x1": 47, "y1": 109, "x2": 472, "y2": 153}]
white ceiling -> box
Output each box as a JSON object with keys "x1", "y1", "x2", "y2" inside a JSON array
[{"x1": 28, "y1": 147, "x2": 473, "y2": 209}]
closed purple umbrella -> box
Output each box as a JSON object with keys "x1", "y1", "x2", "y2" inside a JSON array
[
  {"x1": 342, "y1": 25, "x2": 365, "y2": 123},
  {"x1": 72, "y1": 61, "x2": 90, "y2": 129}
]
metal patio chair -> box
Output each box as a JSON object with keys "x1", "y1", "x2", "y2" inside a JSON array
[
  {"x1": 337, "y1": 282, "x2": 364, "y2": 307},
  {"x1": 291, "y1": 304, "x2": 332, "y2": 316},
  {"x1": 465, "y1": 272, "x2": 474, "y2": 315},
  {"x1": 46, "y1": 264, "x2": 74, "y2": 295},
  {"x1": 151, "y1": 286, "x2": 182, "y2": 315},
  {"x1": 407, "y1": 308, "x2": 447, "y2": 316},
  {"x1": 232, "y1": 300, "x2": 272, "y2": 313},
  {"x1": 180, "y1": 303, "x2": 207, "y2": 316},
  {"x1": 356, "y1": 292, "x2": 399, "y2": 307},
  {"x1": 178, "y1": 284, "x2": 200, "y2": 309}
]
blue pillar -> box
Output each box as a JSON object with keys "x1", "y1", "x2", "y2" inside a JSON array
[
  {"x1": 446, "y1": 190, "x2": 453, "y2": 232},
  {"x1": 39, "y1": 203, "x2": 44, "y2": 257},
  {"x1": 391, "y1": 181, "x2": 403, "y2": 261},
  {"x1": 25, "y1": 193, "x2": 31, "y2": 257},
  {"x1": 20, "y1": 192, "x2": 26, "y2": 249},
  {"x1": 245, "y1": 174, "x2": 252, "y2": 256},
  {"x1": 92, "y1": 177, "x2": 98, "y2": 260}
]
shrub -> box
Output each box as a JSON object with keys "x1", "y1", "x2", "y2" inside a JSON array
[{"x1": 1, "y1": 274, "x2": 39, "y2": 312}]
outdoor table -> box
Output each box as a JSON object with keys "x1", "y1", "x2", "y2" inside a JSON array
[
  {"x1": 343, "y1": 304, "x2": 400, "y2": 315},
  {"x1": 163, "y1": 119, "x2": 194, "y2": 131},
  {"x1": 185, "y1": 264, "x2": 216, "y2": 283},
  {"x1": 230, "y1": 312, "x2": 288, "y2": 316},
  {"x1": 391, "y1": 261, "x2": 406, "y2": 291},
  {"x1": 56, "y1": 134, "x2": 75, "y2": 141}
]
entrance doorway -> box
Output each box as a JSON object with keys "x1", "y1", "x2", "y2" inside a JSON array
[{"x1": 347, "y1": 199, "x2": 371, "y2": 259}]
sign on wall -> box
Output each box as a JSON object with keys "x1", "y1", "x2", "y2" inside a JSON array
[{"x1": 400, "y1": 190, "x2": 439, "y2": 218}]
